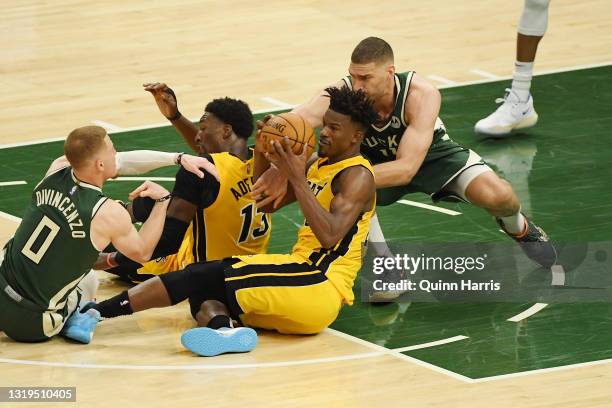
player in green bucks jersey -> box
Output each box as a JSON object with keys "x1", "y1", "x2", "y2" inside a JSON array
[
  {"x1": 0, "y1": 126, "x2": 217, "y2": 342},
  {"x1": 255, "y1": 37, "x2": 556, "y2": 298}
]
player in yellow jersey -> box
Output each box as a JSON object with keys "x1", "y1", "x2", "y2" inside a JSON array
[
  {"x1": 86, "y1": 86, "x2": 378, "y2": 357},
  {"x1": 95, "y1": 86, "x2": 270, "y2": 283}
]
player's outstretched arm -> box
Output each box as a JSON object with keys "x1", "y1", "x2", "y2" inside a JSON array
[
  {"x1": 91, "y1": 181, "x2": 171, "y2": 264},
  {"x1": 291, "y1": 80, "x2": 344, "y2": 129},
  {"x1": 115, "y1": 151, "x2": 218, "y2": 180},
  {"x1": 372, "y1": 74, "x2": 439, "y2": 188},
  {"x1": 143, "y1": 82, "x2": 200, "y2": 153}
]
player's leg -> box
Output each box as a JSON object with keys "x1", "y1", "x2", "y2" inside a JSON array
[
  {"x1": 475, "y1": 0, "x2": 550, "y2": 136},
  {"x1": 59, "y1": 270, "x2": 102, "y2": 344},
  {"x1": 220, "y1": 254, "x2": 342, "y2": 335},
  {"x1": 92, "y1": 261, "x2": 229, "y2": 317},
  {"x1": 0, "y1": 291, "x2": 50, "y2": 342},
  {"x1": 182, "y1": 299, "x2": 257, "y2": 357},
  {"x1": 89, "y1": 260, "x2": 256, "y2": 355},
  {"x1": 368, "y1": 186, "x2": 410, "y2": 263},
  {"x1": 444, "y1": 162, "x2": 557, "y2": 268},
  {"x1": 368, "y1": 213, "x2": 393, "y2": 258},
  {"x1": 194, "y1": 300, "x2": 232, "y2": 328},
  {"x1": 0, "y1": 260, "x2": 65, "y2": 342}
]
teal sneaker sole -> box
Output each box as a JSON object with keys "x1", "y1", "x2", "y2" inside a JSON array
[{"x1": 181, "y1": 327, "x2": 257, "y2": 357}]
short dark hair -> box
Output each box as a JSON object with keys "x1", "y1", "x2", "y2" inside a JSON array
[
  {"x1": 325, "y1": 86, "x2": 378, "y2": 130},
  {"x1": 205, "y1": 97, "x2": 253, "y2": 139},
  {"x1": 351, "y1": 37, "x2": 394, "y2": 65}
]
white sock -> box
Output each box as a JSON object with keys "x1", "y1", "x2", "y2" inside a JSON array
[
  {"x1": 368, "y1": 213, "x2": 393, "y2": 258},
  {"x1": 500, "y1": 211, "x2": 527, "y2": 235},
  {"x1": 511, "y1": 61, "x2": 533, "y2": 102}
]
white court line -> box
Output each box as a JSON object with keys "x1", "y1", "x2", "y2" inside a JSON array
[
  {"x1": 260, "y1": 97, "x2": 293, "y2": 110},
  {"x1": 92, "y1": 120, "x2": 123, "y2": 132},
  {"x1": 469, "y1": 69, "x2": 500, "y2": 80},
  {"x1": 0, "y1": 107, "x2": 291, "y2": 150},
  {"x1": 397, "y1": 199, "x2": 462, "y2": 216},
  {"x1": 0, "y1": 354, "x2": 382, "y2": 371},
  {"x1": 0, "y1": 136, "x2": 66, "y2": 149},
  {"x1": 110, "y1": 177, "x2": 175, "y2": 182},
  {"x1": 551, "y1": 264, "x2": 566, "y2": 286},
  {"x1": 1, "y1": 61, "x2": 610, "y2": 150},
  {"x1": 507, "y1": 303, "x2": 548, "y2": 322},
  {"x1": 279, "y1": 213, "x2": 302, "y2": 229},
  {"x1": 473, "y1": 357, "x2": 612, "y2": 383},
  {"x1": 441, "y1": 61, "x2": 612, "y2": 90},
  {"x1": 0, "y1": 210, "x2": 21, "y2": 223},
  {"x1": 0, "y1": 205, "x2": 603, "y2": 382},
  {"x1": 114, "y1": 106, "x2": 292, "y2": 135},
  {"x1": 0, "y1": 181, "x2": 27, "y2": 187},
  {"x1": 325, "y1": 328, "x2": 474, "y2": 383},
  {"x1": 427, "y1": 75, "x2": 458, "y2": 86},
  {"x1": 393, "y1": 335, "x2": 468, "y2": 353},
  {"x1": 0, "y1": 334, "x2": 470, "y2": 374}
]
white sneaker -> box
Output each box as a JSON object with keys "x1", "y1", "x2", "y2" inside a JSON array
[{"x1": 475, "y1": 89, "x2": 538, "y2": 137}]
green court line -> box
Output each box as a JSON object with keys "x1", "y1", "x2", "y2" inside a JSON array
[{"x1": 1, "y1": 65, "x2": 611, "y2": 379}]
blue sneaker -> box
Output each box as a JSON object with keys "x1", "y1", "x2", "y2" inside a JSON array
[
  {"x1": 61, "y1": 307, "x2": 101, "y2": 344},
  {"x1": 181, "y1": 327, "x2": 258, "y2": 357}
]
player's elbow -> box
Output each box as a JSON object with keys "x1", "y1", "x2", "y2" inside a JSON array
[
  {"x1": 394, "y1": 165, "x2": 417, "y2": 186},
  {"x1": 130, "y1": 247, "x2": 153, "y2": 265},
  {"x1": 396, "y1": 171, "x2": 414, "y2": 186},
  {"x1": 318, "y1": 233, "x2": 341, "y2": 249}
]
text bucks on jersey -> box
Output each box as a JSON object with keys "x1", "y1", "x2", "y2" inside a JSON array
[{"x1": 342, "y1": 71, "x2": 446, "y2": 163}]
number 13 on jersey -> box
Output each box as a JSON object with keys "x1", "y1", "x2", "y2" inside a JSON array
[{"x1": 238, "y1": 203, "x2": 270, "y2": 243}]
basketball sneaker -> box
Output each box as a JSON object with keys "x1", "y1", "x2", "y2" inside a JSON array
[
  {"x1": 497, "y1": 214, "x2": 557, "y2": 268},
  {"x1": 61, "y1": 307, "x2": 101, "y2": 344},
  {"x1": 475, "y1": 89, "x2": 538, "y2": 137},
  {"x1": 368, "y1": 261, "x2": 407, "y2": 303},
  {"x1": 181, "y1": 327, "x2": 258, "y2": 357}
]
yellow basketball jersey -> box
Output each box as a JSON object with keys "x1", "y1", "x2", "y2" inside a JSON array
[
  {"x1": 291, "y1": 155, "x2": 375, "y2": 305},
  {"x1": 138, "y1": 153, "x2": 271, "y2": 276},
  {"x1": 194, "y1": 152, "x2": 270, "y2": 261}
]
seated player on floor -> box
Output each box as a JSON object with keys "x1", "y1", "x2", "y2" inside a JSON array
[{"x1": 83, "y1": 86, "x2": 378, "y2": 357}]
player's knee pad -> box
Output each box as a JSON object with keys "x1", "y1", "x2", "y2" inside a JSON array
[
  {"x1": 518, "y1": 0, "x2": 550, "y2": 36},
  {"x1": 77, "y1": 270, "x2": 99, "y2": 306},
  {"x1": 132, "y1": 196, "x2": 155, "y2": 222}
]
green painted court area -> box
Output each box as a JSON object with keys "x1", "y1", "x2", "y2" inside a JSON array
[{"x1": 1, "y1": 65, "x2": 611, "y2": 379}]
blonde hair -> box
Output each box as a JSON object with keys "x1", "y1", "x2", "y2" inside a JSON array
[{"x1": 64, "y1": 126, "x2": 107, "y2": 169}]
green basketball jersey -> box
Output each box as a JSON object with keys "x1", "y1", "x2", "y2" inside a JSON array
[
  {"x1": 342, "y1": 71, "x2": 448, "y2": 164},
  {"x1": 1, "y1": 166, "x2": 107, "y2": 311}
]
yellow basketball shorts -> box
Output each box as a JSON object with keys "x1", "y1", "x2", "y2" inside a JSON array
[
  {"x1": 138, "y1": 253, "x2": 187, "y2": 276},
  {"x1": 224, "y1": 254, "x2": 343, "y2": 335},
  {"x1": 137, "y1": 224, "x2": 195, "y2": 277}
]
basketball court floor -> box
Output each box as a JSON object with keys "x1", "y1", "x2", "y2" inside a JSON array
[{"x1": 1, "y1": 1, "x2": 612, "y2": 406}]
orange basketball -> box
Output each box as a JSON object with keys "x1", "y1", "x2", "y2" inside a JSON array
[{"x1": 260, "y1": 112, "x2": 315, "y2": 157}]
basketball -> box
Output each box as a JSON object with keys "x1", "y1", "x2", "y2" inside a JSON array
[{"x1": 260, "y1": 112, "x2": 316, "y2": 157}]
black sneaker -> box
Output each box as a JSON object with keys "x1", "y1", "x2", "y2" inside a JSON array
[
  {"x1": 367, "y1": 262, "x2": 407, "y2": 303},
  {"x1": 497, "y1": 214, "x2": 557, "y2": 268}
]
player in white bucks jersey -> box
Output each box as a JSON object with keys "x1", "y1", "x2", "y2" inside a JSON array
[
  {"x1": 0, "y1": 126, "x2": 216, "y2": 342},
  {"x1": 258, "y1": 37, "x2": 556, "y2": 291}
]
